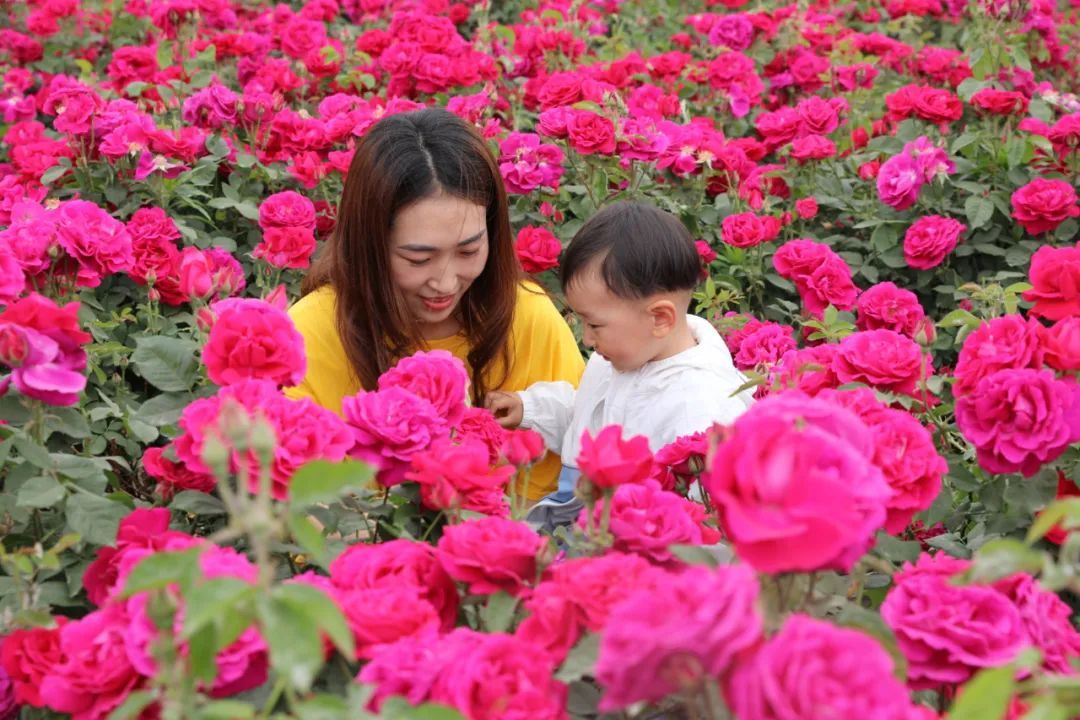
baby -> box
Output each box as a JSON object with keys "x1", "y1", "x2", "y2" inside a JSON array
[{"x1": 487, "y1": 201, "x2": 754, "y2": 528}]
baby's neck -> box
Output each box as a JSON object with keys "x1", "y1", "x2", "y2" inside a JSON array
[{"x1": 649, "y1": 320, "x2": 696, "y2": 364}]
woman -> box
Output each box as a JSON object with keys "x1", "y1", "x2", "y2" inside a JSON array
[{"x1": 286, "y1": 108, "x2": 585, "y2": 501}]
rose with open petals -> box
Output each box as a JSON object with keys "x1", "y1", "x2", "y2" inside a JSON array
[
  {"x1": 0, "y1": 624, "x2": 64, "y2": 708},
  {"x1": 727, "y1": 614, "x2": 921, "y2": 720},
  {"x1": 515, "y1": 226, "x2": 561, "y2": 274},
  {"x1": 1022, "y1": 244, "x2": 1080, "y2": 321},
  {"x1": 903, "y1": 215, "x2": 966, "y2": 270},
  {"x1": 546, "y1": 552, "x2": 669, "y2": 631},
  {"x1": 720, "y1": 211, "x2": 781, "y2": 248},
  {"x1": 54, "y1": 199, "x2": 134, "y2": 287},
  {"x1": 1043, "y1": 317, "x2": 1080, "y2": 372},
  {"x1": 566, "y1": 110, "x2": 616, "y2": 155},
  {"x1": 833, "y1": 329, "x2": 931, "y2": 399},
  {"x1": 1011, "y1": 178, "x2": 1080, "y2": 235},
  {"x1": 953, "y1": 314, "x2": 1045, "y2": 397},
  {"x1": 202, "y1": 298, "x2": 306, "y2": 387},
  {"x1": 253, "y1": 226, "x2": 317, "y2": 269},
  {"x1": 597, "y1": 565, "x2": 762, "y2": 711},
  {"x1": 0, "y1": 293, "x2": 91, "y2": 406},
  {"x1": 436, "y1": 516, "x2": 545, "y2": 596},
  {"x1": 993, "y1": 573, "x2": 1080, "y2": 675},
  {"x1": 704, "y1": 392, "x2": 891, "y2": 573},
  {"x1": 955, "y1": 368, "x2": 1080, "y2": 477},
  {"x1": 408, "y1": 437, "x2": 515, "y2": 517},
  {"x1": 857, "y1": 282, "x2": 932, "y2": 340},
  {"x1": 877, "y1": 153, "x2": 923, "y2": 210},
  {"x1": 881, "y1": 553, "x2": 1027, "y2": 689},
  {"x1": 577, "y1": 425, "x2": 655, "y2": 489},
  {"x1": 378, "y1": 349, "x2": 469, "y2": 426}
]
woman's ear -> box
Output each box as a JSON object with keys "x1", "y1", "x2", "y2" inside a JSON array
[{"x1": 647, "y1": 299, "x2": 678, "y2": 337}]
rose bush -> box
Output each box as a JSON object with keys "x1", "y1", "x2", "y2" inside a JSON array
[{"x1": 1, "y1": 0, "x2": 1079, "y2": 718}]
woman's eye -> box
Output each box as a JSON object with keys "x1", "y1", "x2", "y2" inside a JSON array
[
  {"x1": 460, "y1": 249, "x2": 480, "y2": 258},
  {"x1": 405, "y1": 257, "x2": 430, "y2": 267}
]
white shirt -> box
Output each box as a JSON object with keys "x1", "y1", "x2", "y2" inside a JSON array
[{"x1": 519, "y1": 315, "x2": 755, "y2": 468}]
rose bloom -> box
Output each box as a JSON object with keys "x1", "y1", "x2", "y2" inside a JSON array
[
  {"x1": 596, "y1": 565, "x2": 762, "y2": 711},
  {"x1": 704, "y1": 392, "x2": 891, "y2": 573},
  {"x1": 955, "y1": 368, "x2": 1080, "y2": 477},
  {"x1": 253, "y1": 226, "x2": 317, "y2": 269},
  {"x1": 903, "y1": 215, "x2": 966, "y2": 270},
  {"x1": 650, "y1": 431, "x2": 708, "y2": 492},
  {"x1": 1, "y1": 623, "x2": 65, "y2": 708},
  {"x1": 881, "y1": 553, "x2": 1027, "y2": 689},
  {"x1": 515, "y1": 226, "x2": 561, "y2": 273},
  {"x1": 54, "y1": 199, "x2": 135, "y2": 287},
  {"x1": 1043, "y1": 317, "x2": 1080, "y2": 372},
  {"x1": 1011, "y1": 178, "x2": 1080, "y2": 235},
  {"x1": 833, "y1": 329, "x2": 931, "y2": 399},
  {"x1": 721, "y1": 211, "x2": 781, "y2": 248},
  {"x1": 795, "y1": 197, "x2": 818, "y2": 219},
  {"x1": 952, "y1": 314, "x2": 1045, "y2": 397},
  {"x1": 143, "y1": 444, "x2": 216, "y2": 499},
  {"x1": 789, "y1": 134, "x2": 837, "y2": 162},
  {"x1": 436, "y1": 516, "x2": 545, "y2": 596},
  {"x1": 800, "y1": 256, "x2": 860, "y2": 317},
  {"x1": 911, "y1": 85, "x2": 963, "y2": 124},
  {"x1": 407, "y1": 437, "x2": 515, "y2": 516},
  {"x1": 727, "y1": 614, "x2": 923, "y2": 720},
  {"x1": 577, "y1": 425, "x2": 655, "y2": 489},
  {"x1": 1022, "y1": 244, "x2": 1080, "y2": 321},
  {"x1": 377, "y1": 349, "x2": 469, "y2": 426},
  {"x1": 876, "y1": 153, "x2": 923, "y2": 210},
  {"x1": 0, "y1": 293, "x2": 91, "y2": 407},
  {"x1": 770, "y1": 345, "x2": 842, "y2": 396},
  {"x1": 344, "y1": 386, "x2": 450, "y2": 487},
  {"x1": 566, "y1": 110, "x2": 616, "y2": 155},
  {"x1": 856, "y1": 282, "x2": 932, "y2": 340},
  {"x1": 971, "y1": 87, "x2": 1029, "y2": 115},
  {"x1": 514, "y1": 582, "x2": 582, "y2": 664},
  {"x1": 202, "y1": 298, "x2": 306, "y2": 387},
  {"x1": 993, "y1": 573, "x2": 1080, "y2": 675},
  {"x1": 734, "y1": 322, "x2": 797, "y2": 370},
  {"x1": 545, "y1": 552, "x2": 669, "y2": 631}
]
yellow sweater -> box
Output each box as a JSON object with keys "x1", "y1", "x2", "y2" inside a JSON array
[{"x1": 285, "y1": 282, "x2": 585, "y2": 500}]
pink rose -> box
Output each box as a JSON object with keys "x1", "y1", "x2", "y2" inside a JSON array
[
  {"x1": 178, "y1": 247, "x2": 246, "y2": 301},
  {"x1": 258, "y1": 190, "x2": 316, "y2": 231},
  {"x1": 343, "y1": 386, "x2": 450, "y2": 487},
  {"x1": 721, "y1": 211, "x2": 781, "y2": 248},
  {"x1": 795, "y1": 197, "x2": 819, "y2": 219},
  {"x1": 54, "y1": 200, "x2": 134, "y2": 287},
  {"x1": 790, "y1": 134, "x2": 837, "y2": 162},
  {"x1": 330, "y1": 539, "x2": 459, "y2": 629},
  {"x1": 1011, "y1": 178, "x2": 1080, "y2": 235},
  {"x1": 202, "y1": 298, "x2": 306, "y2": 387},
  {"x1": 514, "y1": 582, "x2": 582, "y2": 664},
  {"x1": 566, "y1": 110, "x2": 616, "y2": 155},
  {"x1": 515, "y1": 226, "x2": 561, "y2": 274},
  {"x1": 770, "y1": 344, "x2": 842, "y2": 396},
  {"x1": 547, "y1": 552, "x2": 668, "y2": 631},
  {"x1": 833, "y1": 329, "x2": 931, "y2": 399},
  {"x1": 727, "y1": 614, "x2": 921, "y2": 720},
  {"x1": 580, "y1": 480, "x2": 720, "y2": 566},
  {"x1": 650, "y1": 431, "x2": 708, "y2": 492},
  {"x1": 181, "y1": 83, "x2": 239, "y2": 129},
  {"x1": 1043, "y1": 317, "x2": 1080, "y2": 372},
  {"x1": 955, "y1": 368, "x2": 1080, "y2": 477},
  {"x1": 993, "y1": 573, "x2": 1080, "y2": 675},
  {"x1": 801, "y1": 256, "x2": 860, "y2": 317},
  {"x1": 1, "y1": 623, "x2": 64, "y2": 709},
  {"x1": 456, "y1": 406, "x2": 508, "y2": 464},
  {"x1": 856, "y1": 282, "x2": 932, "y2": 340},
  {"x1": 903, "y1": 215, "x2": 966, "y2": 270},
  {"x1": 0, "y1": 243, "x2": 25, "y2": 304},
  {"x1": 0, "y1": 293, "x2": 91, "y2": 406},
  {"x1": 142, "y1": 445, "x2": 216, "y2": 499},
  {"x1": 953, "y1": 314, "x2": 1045, "y2": 397},
  {"x1": 877, "y1": 153, "x2": 924, "y2": 210},
  {"x1": 1022, "y1": 244, "x2": 1080, "y2": 321},
  {"x1": 335, "y1": 586, "x2": 442, "y2": 659},
  {"x1": 707, "y1": 13, "x2": 754, "y2": 50},
  {"x1": 253, "y1": 226, "x2": 317, "y2": 269},
  {"x1": 576, "y1": 425, "x2": 655, "y2": 489},
  {"x1": 881, "y1": 553, "x2": 1027, "y2": 689},
  {"x1": 407, "y1": 438, "x2": 515, "y2": 517},
  {"x1": 796, "y1": 96, "x2": 840, "y2": 136},
  {"x1": 733, "y1": 322, "x2": 797, "y2": 370},
  {"x1": 704, "y1": 392, "x2": 891, "y2": 573},
  {"x1": 498, "y1": 132, "x2": 564, "y2": 194},
  {"x1": 596, "y1": 565, "x2": 762, "y2": 711},
  {"x1": 436, "y1": 516, "x2": 545, "y2": 596},
  {"x1": 378, "y1": 349, "x2": 469, "y2": 426}
]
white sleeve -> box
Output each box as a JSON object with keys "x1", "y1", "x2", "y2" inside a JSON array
[
  {"x1": 518, "y1": 381, "x2": 577, "y2": 454},
  {"x1": 633, "y1": 376, "x2": 753, "y2": 450}
]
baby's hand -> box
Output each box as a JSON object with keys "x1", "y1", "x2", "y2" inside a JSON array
[{"x1": 485, "y1": 391, "x2": 523, "y2": 428}]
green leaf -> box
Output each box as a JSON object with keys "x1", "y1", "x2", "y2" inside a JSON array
[
  {"x1": 122, "y1": 547, "x2": 202, "y2": 596},
  {"x1": 135, "y1": 392, "x2": 193, "y2": 426},
  {"x1": 964, "y1": 195, "x2": 994, "y2": 230},
  {"x1": 258, "y1": 595, "x2": 324, "y2": 692},
  {"x1": 379, "y1": 699, "x2": 465, "y2": 720},
  {"x1": 196, "y1": 701, "x2": 256, "y2": 720},
  {"x1": 1027, "y1": 498, "x2": 1080, "y2": 543},
  {"x1": 16, "y1": 475, "x2": 67, "y2": 509},
  {"x1": 188, "y1": 623, "x2": 220, "y2": 685},
  {"x1": 132, "y1": 336, "x2": 200, "y2": 392},
  {"x1": 49, "y1": 407, "x2": 91, "y2": 438},
  {"x1": 288, "y1": 459, "x2": 375, "y2": 508},
  {"x1": 41, "y1": 163, "x2": 69, "y2": 185},
  {"x1": 948, "y1": 665, "x2": 1016, "y2": 720},
  {"x1": 963, "y1": 538, "x2": 1044, "y2": 583},
  {"x1": 13, "y1": 433, "x2": 53, "y2": 468},
  {"x1": 183, "y1": 578, "x2": 255, "y2": 639},
  {"x1": 874, "y1": 532, "x2": 922, "y2": 563},
  {"x1": 926, "y1": 532, "x2": 972, "y2": 559},
  {"x1": 556, "y1": 634, "x2": 600, "y2": 683},
  {"x1": 108, "y1": 690, "x2": 157, "y2": 720},
  {"x1": 170, "y1": 490, "x2": 227, "y2": 516},
  {"x1": 668, "y1": 543, "x2": 725, "y2": 567},
  {"x1": 235, "y1": 201, "x2": 260, "y2": 220},
  {"x1": 479, "y1": 591, "x2": 519, "y2": 634},
  {"x1": 66, "y1": 493, "x2": 131, "y2": 546},
  {"x1": 273, "y1": 582, "x2": 356, "y2": 658},
  {"x1": 288, "y1": 512, "x2": 328, "y2": 566}
]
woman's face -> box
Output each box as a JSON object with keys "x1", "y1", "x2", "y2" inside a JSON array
[{"x1": 388, "y1": 191, "x2": 490, "y2": 339}]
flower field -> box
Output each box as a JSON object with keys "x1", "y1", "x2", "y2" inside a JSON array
[{"x1": 1, "y1": 0, "x2": 1079, "y2": 718}]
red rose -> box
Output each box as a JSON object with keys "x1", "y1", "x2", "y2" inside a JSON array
[
  {"x1": 537, "y1": 72, "x2": 583, "y2": 109},
  {"x1": 720, "y1": 211, "x2": 781, "y2": 248},
  {"x1": 455, "y1": 406, "x2": 508, "y2": 464},
  {"x1": 577, "y1": 425, "x2": 655, "y2": 489},
  {"x1": 1044, "y1": 317, "x2": 1080, "y2": 371},
  {"x1": 408, "y1": 438, "x2": 515, "y2": 516},
  {"x1": 514, "y1": 226, "x2": 561, "y2": 273},
  {"x1": 790, "y1": 134, "x2": 837, "y2": 162},
  {"x1": 436, "y1": 516, "x2": 545, "y2": 596},
  {"x1": 1042, "y1": 471, "x2": 1080, "y2": 545},
  {"x1": 566, "y1": 110, "x2": 616, "y2": 156},
  {"x1": 795, "y1": 197, "x2": 818, "y2": 219},
  {"x1": 911, "y1": 86, "x2": 963, "y2": 124},
  {"x1": 970, "y1": 88, "x2": 1029, "y2": 116},
  {"x1": 253, "y1": 226, "x2": 317, "y2": 269},
  {"x1": 1011, "y1": 178, "x2": 1080, "y2": 236},
  {"x1": 1, "y1": 623, "x2": 65, "y2": 707},
  {"x1": 502, "y1": 428, "x2": 545, "y2": 466},
  {"x1": 143, "y1": 444, "x2": 216, "y2": 499},
  {"x1": 1023, "y1": 244, "x2": 1080, "y2": 321}
]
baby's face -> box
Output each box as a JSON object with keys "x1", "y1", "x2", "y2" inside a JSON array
[{"x1": 565, "y1": 270, "x2": 660, "y2": 373}]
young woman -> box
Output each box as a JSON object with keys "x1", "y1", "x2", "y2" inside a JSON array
[{"x1": 286, "y1": 107, "x2": 585, "y2": 500}]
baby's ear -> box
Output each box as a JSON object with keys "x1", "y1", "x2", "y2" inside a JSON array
[{"x1": 647, "y1": 299, "x2": 678, "y2": 337}]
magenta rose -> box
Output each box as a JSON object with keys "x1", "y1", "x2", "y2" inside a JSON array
[
  {"x1": 993, "y1": 573, "x2": 1080, "y2": 675},
  {"x1": 1022, "y1": 244, "x2": 1080, "y2": 322},
  {"x1": 514, "y1": 582, "x2": 583, "y2": 664},
  {"x1": 727, "y1": 614, "x2": 921, "y2": 720},
  {"x1": 436, "y1": 516, "x2": 545, "y2": 596},
  {"x1": 515, "y1": 226, "x2": 562, "y2": 274},
  {"x1": 343, "y1": 386, "x2": 450, "y2": 487},
  {"x1": 596, "y1": 565, "x2": 762, "y2": 711},
  {"x1": 378, "y1": 349, "x2": 469, "y2": 426},
  {"x1": 1011, "y1": 178, "x2": 1080, "y2": 235},
  {"x1": 407, "y1": 438, "x2": 515, "y2": 517},
  {"x1": 903, "y1": 215, "x2": 966, "y2": 270},
  {"x1": 0, "y1": 243, "x2": 25, "y2": 304},
  {"x1": 142, "y1": 445, "x2": 216, "y2": 500},
  {"x1": 1043, "y1": 317, "x2": 1080, "y2": 372},
  {"x1": 770, "y1": 344, "x2": 842, "y2": 396},
  {"x1": 577, "y1": 425, "x2": 655, "y2": 489},
  {"x1": 0, "y1": 292, "x2": 91, "y2": 407},
  {"x1": 455, "y1": 406, "x2": 508, "y2": 464},
  {"x1": 202, "y1": 297, "x2": 306, "y2": 387},
  {"x1": 955, "y1": 368, "x2": 1080, "y2": 477},
  {"x1": 704, "y1": 392, "x2": 891, "y2": 573},
  {"x1": 547, "y1": 552, "x2": 668, "y2": 631},
  {"x1": 258, "y1": 190, "x2": 317, "y2": 231},
  {"x1": 253, "y1": 226, "x2": 317, "y2": 269},
  {"x1": 650, "y1": 431, "x2": 708, "y2": 492},
  {"x1": 833, "y1": 329, "x2": 931, "y2": 399},
  {"x1": 800, "y1": 255, "x2": 860, "y2": 317},
  {"x1": 877, "y1": 153, "x2": 924, "y2": 210},
  {"x1": 566, "y1": 110, "x2": 617, "y2": 155},
  {"x1": 54, "y1": 199, "x2": 134, "y2": 287},
  {"x1": 952, "y1": 314, "x2": 1045, "y2": 397},
  {"x1": 881, "y1": 553, "x2": 1027, "y2": 689},
  {"x1": 733, "y1": 322, "x2": 797, "y2": 370},
  {"x1": 721, "y1": 211, "x2": 781, "y2": 248},
  {"x1": 856, "y1": 282, "x2": 932, "y2": 340},
  {"x1": 580, "y1": 480, "x2": 720, "y2": 566},
  {"x1": 335, "y1": 585, "x2": 442, "y2": 659}
]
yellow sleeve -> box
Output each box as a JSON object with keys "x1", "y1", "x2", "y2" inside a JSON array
[
  {"x1": 502, "y1": 282, "x2": 586, "y2": 500},
  {"x1": 284, "y1": 288, "x2": 360, "y2": 416}
]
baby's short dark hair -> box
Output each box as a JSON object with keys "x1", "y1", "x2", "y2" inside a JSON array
[{"x1": 560, "y1": 201, "x2": 700, "y2": 299}]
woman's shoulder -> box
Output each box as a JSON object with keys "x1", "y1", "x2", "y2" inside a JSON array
[
  {"x1": 513, "y1": 280, "x2": 563, "y2": 324},
  {"x1": 288, "y1": 285, "x2": 337, "y2": 327}
]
